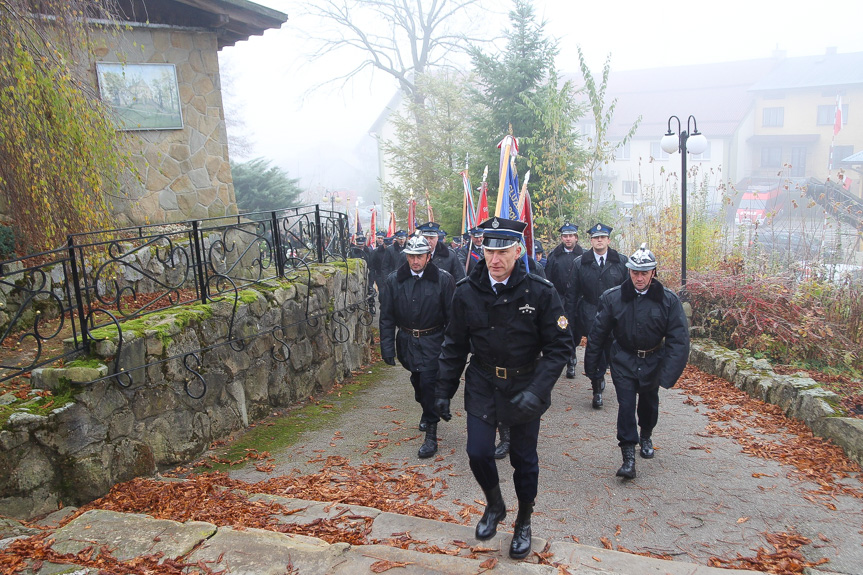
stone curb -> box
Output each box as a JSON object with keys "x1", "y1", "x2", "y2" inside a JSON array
[
  {"x1": 5, "y1": 503, "x2": 767, "y2": 574},
  {"x1": 689, "y1": 340, "x2": 863, "y2": 467}
]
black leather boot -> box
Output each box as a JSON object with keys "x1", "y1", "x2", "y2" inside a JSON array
[
  {"x1": 509, "y1": 500, "x2": 534, "y2": 559},
  {"x1": 417, "y1": 422, "x2": 437, "y2": 458},
  {"x1": 639, "y1": 436, "x2": 654, "y2": 459},
  {"x1": 591, "y1": 378, "x2": 605, "y2": 409},
  {"x1": 616, "y1": 445, "x2": 636, "y2": 479},
  {"x1": 475, "y1": 484, "x2": 506, "y2": 540},
  {"x1": 565, "y1": 359, "x2": 576, "y2": 379},
  {"x1": 494, "y1": 425, "x2": 510, "y2": 459},
  {"x1": 418, "y1": 419, "x2": 428, "y2": 432}
]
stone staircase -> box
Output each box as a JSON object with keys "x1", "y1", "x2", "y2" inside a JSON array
[{"x1": 1, "y1": 491, "x2": 764, "y2": 574}]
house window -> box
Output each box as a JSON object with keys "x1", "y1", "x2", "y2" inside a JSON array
[
  {"x1": 762, "y1": 107, "x2": 784, "y2": 127},
  {"x1": 622, "y1": 180, "x2": 639, "y2": 196},
  {"x1": 817, "y1": 104, "x2": 849, "y2": 125},
  {"x1": 790, "y1": 147, "x2": 807, "y2": 177},
  {"x1": 616, "y1": 140, "x2": 631, "y2": 161},
  {"x1": 579, "y1": 122, "x2": 595, "y2": 143},
  {"x1": 650, "y1": 142, "x2": 670, "y2": 161},
  {"x1": 834, "y1": 145, "x2": 854, "y2": 163},
  {"x1": 761, "y1": 146, "x2": 782, "y2": 168},
  {"x1": 690, "y1": 142, "x2": 711, "y2": 161}
]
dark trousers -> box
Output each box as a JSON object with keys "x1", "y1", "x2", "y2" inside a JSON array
[
  {"x1": 613, "y1": 376, "x2": 660, "y2": 446},
  {"x1": 587, "y1": 343, "x2": 608, "y2": 382},
  {"x1": 410, "y1": 370, "x2": 440, "y2": 425},
  {"x1": 466, "y1": 413, "x2": 541, "y2": 503}
]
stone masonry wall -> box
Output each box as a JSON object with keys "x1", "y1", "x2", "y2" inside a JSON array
[
  {"x1": 0, "y1": 262, "x2": 372, "y2": 520},
  {"x1": 87, "y1": 26, "x2": 237, "y2": 225}
]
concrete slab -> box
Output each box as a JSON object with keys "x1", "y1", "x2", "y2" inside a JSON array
[
  {"x1": 48, "y1": 510, "x2": 216, "y2": 562},
  {"x1": 549, "y1": 541, "x2": 763, "y2": 575},
  {"x1": 184, "y1": 525, "x2": 349, "y2": 575}
]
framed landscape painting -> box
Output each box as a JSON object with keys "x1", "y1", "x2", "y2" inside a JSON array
[{"x1": 96, "y1": 62, "x2": 183, "y2": 130}]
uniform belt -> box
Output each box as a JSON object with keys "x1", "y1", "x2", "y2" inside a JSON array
[
  {"x1": 622, "y1": 343, "x2": 662, "y2": 358},
  {"x1": 400, "y1": 325, "x2": 444, "y2": 337},
  {"x1": 475, "y1": 360, "x2": 537, "y2": 379}
]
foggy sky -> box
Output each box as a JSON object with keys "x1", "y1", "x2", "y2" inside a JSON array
[{"x1": 219, "y1": 0, "x2": 863, "y2": 204}]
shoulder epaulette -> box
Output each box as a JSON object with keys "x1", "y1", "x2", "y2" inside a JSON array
[{"x1": 527, "y1": 273, "x2": 554, "y2": 288}]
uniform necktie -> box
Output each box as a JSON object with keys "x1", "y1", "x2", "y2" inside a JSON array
[
  {"x1": 599, "y1": 256, "x2": 604, "y2": 269},
  {"x1": 493, "y1": 282, "x2": 504, "y2": 294}
]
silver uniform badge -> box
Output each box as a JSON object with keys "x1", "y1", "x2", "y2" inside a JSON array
[
  {"x1": 491, "y1": 217, "x2": 499, "y2": 228},
  {"x1": 519, "y1": 304, "x2": 535, "y2": 314}
]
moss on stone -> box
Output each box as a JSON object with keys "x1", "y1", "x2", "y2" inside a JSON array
[
  {"x1": 196, "y1": 361, "x2": 388, "y2": 472},
  {"x1": 65, "y1": 357, "x2": 105, "y2": 369}
]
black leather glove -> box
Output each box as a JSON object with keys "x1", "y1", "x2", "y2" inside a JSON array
[
  {"x1": 511, "y1": 390, "x2": 543, "y2": 419},
  {"x1": 434, "y1": 397, "x2": 452, "y2": 421},
  {"x1": 383, "y1": 357, "x2": 396, "y2": 366}
]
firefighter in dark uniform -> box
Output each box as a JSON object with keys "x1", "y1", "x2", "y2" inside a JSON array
[
  {"x1": 418, "y1": 221, "x2": 466, "y2": 281},
  {"x1": 436, "y1": 217, "x2": 573, "y2": 560},
  {"x1": 464, "y1": 227, "x2": 484, "y2": 274},
  {"x1": 584, "y1": 244, "x2": 690, "y2": 479},
  {"x1": 349, "y1": 234, "x2": 375, "y2": 312},
  {"x1": 534, "y1": 241, "x2": 547, "y2": 268},
  {"x1": 544, "y1": 222, "x2": 583, "y2": 378},
  {"x1": 383, "y1": 229, "x2": 408, "y2": 279},
  {"x1": 380, "y1": 236, "x2": 456, "y2": 458},
  {"x1": 369, "y1": 231, "x2": 387, "y2": 298},
  {"x1": 565, "y1": 223, "x2": 627, "y2": 409}
]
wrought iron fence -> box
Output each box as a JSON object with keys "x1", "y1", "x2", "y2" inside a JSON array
[{"x1": 0, "y1": 205, "x2": 360, "y2": 393}]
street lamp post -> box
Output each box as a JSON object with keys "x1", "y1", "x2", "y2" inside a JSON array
[{"x1": 660, "y1": 115, "x2": 708, "y2": 287}]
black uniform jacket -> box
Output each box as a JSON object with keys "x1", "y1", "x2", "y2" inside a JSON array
[
  {"x1": 564, "y1": 248, "x2": 627, "y2": 341},
  {"x1": 432, "y1": 242, "x2": 466, "y2": 281},
  {"x1": 465, "y1": 244, "x2": 483, "y2": 274},
  {"x1": 369, "y1": 244, "x2": 387, "y2": 275},
  {"x1": 544, "y1": 243, "x2": 584, "y2": 297},
  {"x1": 383, "y1": 243, "x2": 407, "y2": 278},
  {"x1": 380, "y1": 262, "x2": 455, "y2": 372},
  {"x1": 584, "y1": 278, "x2": 690, "y2": 390},
  {"x1": 437, "y1": 259, "x2": 573, "y2": 426}
]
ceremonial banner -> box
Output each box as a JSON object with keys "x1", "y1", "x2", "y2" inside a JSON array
[
  {"x1": 476, "y1": 166, "x2": 490, "y2": 223},
  {"x1": 407, "y1": 198, "x2": 417, "y2": 235},
  {"x1": 461, "y1": 169, "x2": 477, "y2": 234},
  {"x1": 387, "y1": 207, "x2": 397, "y2": 237},
  {"x1": 369, "y1": 206, "x2": 377, "y2": 246},
  {"x1": 495, "y1": 135, "x2": 519, "y2": 217}
]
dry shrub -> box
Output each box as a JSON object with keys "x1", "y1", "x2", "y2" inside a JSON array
[{"x1": 686, "y1": 266, "x2": 862, "y2": 372}]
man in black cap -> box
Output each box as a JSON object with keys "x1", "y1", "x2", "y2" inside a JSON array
[
  {"x1": 369, "y1": 231, "x2": 388, "y2": 298},
  {"x1": 418, "y1": 221, "x2": 466, "y2": 281},
  {"x1": 462, "y1": 227, "x2": 485, "y2": 274},
  {"x1": 566, "y1": 223, "x2": 627, "y2": 409},
  {"x1": 436, "y1": 216, "x2": 573, "y2": 560},
  {"x1": 534, "y1": 241, "x2": 547, "y2": 268},
  {"x1": 383, "y1": 230, "x2": 408, "y2": 280},
  {"x1": 584, "y1": 244, "x2": 690, "y2": 479},
  {"x1": 380, "y1": 236, "x2": 456, "y2": 458},
  {"x1": 545, "y1": 222, "x2": 583, "y2": 378}
]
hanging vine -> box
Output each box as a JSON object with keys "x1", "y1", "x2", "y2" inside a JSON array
[{"x1": 0, "y1": 0, "x2": 131, "y2": 254}]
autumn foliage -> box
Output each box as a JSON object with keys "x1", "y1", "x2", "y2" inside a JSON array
[
  {"x1": 0, "y1": 0, "x2": 128, "y2": 254},
  {"x1": 686, "y1": 266, "x2": 863, "y2": 372}
]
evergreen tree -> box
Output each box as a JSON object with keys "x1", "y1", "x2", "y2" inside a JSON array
[
  {"x1": 231, "y1": 158, "x2": 303, "y2": 213},
  {"x1": 469, "y1": 0, "x2": 585, "y2": 237}
]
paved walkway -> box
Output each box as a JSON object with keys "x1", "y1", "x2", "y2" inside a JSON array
[{"x1": 225, "y1": 345, "x2": 863, "y2": 575}]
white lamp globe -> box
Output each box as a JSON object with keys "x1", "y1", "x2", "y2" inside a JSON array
[
  {"x1": 660, "y1": 133, "x2": 679, "y2": 154},
  {"x1": 687, "y1": 133, "x2": 708, "y2": 155}
]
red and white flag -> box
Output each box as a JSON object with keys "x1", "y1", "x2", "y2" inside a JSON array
[
  {"x1": 368, "y1": 206, "x2": 377, "y2": 246},
  {"x1": 476, "y1": 165, "x2": 490, "y2": 223},
  {"x1": 834, "y1": 95, "x2": 843, "y2": 136},
  {"x1": 387, "y1": 208, "x2": 396, "y2": 237}
]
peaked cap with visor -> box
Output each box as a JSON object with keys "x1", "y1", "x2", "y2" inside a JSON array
[{"x1": 477, "y1": 217, "x2": 526, "y2": 250}]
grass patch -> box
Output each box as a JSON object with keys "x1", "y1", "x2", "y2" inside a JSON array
[{"x1": 196, "y1": 359, "x2": 389, "y2": 472}]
